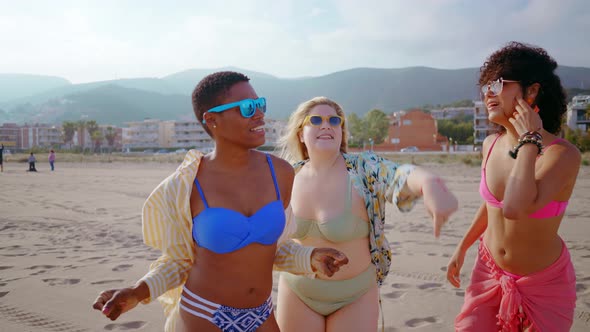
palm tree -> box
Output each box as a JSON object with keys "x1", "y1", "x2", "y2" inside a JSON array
[
  {"x1": 62, "y1": 121, "x2": 76, "y2": 149},
  {"x1": 86, "y1": 120, "x2": 101, "y2": 153},
  {"x1": 91, "y1": 130, "x2": 104, "y2": 153},
  {"x1": 77, "y1": 120, "x2": 87, "y2": 151},
  {"x1": 105, "y1": 126, "x2": 117, "y2": 153}
]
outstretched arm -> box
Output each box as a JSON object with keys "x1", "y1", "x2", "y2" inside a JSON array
[{"x1": 405, "y1": 167, "x2": 459, "y2": 237}]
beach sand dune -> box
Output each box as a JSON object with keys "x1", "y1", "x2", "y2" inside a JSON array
[{"x1": 0, "y1": 161, "x2": 588, "y2": 331}]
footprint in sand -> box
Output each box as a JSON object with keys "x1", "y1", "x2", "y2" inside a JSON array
[
  {"x1": 383, "y1": 327, "x2": 399, "y2": 332},
  {"x1": 390, "y1": 283, "x2": 412, "y2": 289},
  {"x1": 0, "y1": 291, "x2": 9, "y2": 298},
  {"x1": 426, "y1": 253, "x2": 437, "y2": 256},
  {"x1": 91, "y1": 279, "x2": 125, "y2": 285},
  {"x1": 440, "y1": 266, "x2": 447, "y2": 272},
  {"x1": 112, "y1": 264, "x2": 133, "y2": 272},
  {"x1": 455, "y1": 291, "x2": 465, "y2": 297},
  {"x1": 576, "y1": 283, "x2": 587, "y2": 293},
  {"x1": 383, "y1": 291, "x2": 406, "y2": 299},
  {"x1": 0, "y1": 266, "x2": 13, "y2": 271},
  {"x1": 79, "y1": 257, "x2": 103, "y2": 262},
  {"x1": 27, "y1": 265, "x2": 57, "y2": 270},
  {"x1": 104, "y1": 321, "x2": 147, "y2": 330},
  {"x1": 405, "y1": 316, "x2": 439, "y2": 328},
  {"x1": 42, "y1": 278, "x2": 80, "y2": 286},
  {"x1": 417, "y1": 283, "x2": 442, "y2": 290}
]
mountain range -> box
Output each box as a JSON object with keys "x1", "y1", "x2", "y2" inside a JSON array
[{"x1": 1, "y1": 66, "x2": 589, "y2": 126}]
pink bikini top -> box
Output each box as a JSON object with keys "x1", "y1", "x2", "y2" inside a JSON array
[{"x1": 479, "y1": 134, "x2": 568, "y2": 219}]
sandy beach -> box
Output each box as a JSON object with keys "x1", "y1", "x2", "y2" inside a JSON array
[{"x1": 0, "y1": 157, "x2": 589, "y2": 331}]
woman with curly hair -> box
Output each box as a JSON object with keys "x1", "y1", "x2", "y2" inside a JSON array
[
  {"x1": 447, "y1": 42, "x2": 581, "y2": 331},
  {"x1": 276, "y1": 96, "x2": 458, "y2": 332}
]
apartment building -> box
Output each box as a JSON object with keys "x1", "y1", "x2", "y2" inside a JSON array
[
  {"x1": 377, "y1": 109, "x2": 443, "y2": 151},
  {"x1": 263, "y1": 119, "x2": 286, "y2": 148},
  {"x1": 566, "y1": 95, "x2": 590, "y2": 132},
  {"x1": 430, "y1": 107, "x2": 474, "y2": 120},
  {"x1": 20, "y1": 124, "x2": 62, "y2": 149},
  {"x1": 0, "y1": 123, "x2": 20, "y2": 148},
  {"x1": 122, "y1": 119, "x2": 162, "y2": 149},
  {"x1": 164, "y1": 120, "x2": 213, "y2": 149},
  {"x1": 473, "y1": 101, "x2": 497, "y2": 145}
]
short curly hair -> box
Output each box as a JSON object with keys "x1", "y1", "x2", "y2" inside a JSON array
[
  {"x1": 479, "y1": 41, "x2": 567, "y2": 134},
  {"x1": 191, "y1": 71, "x2": 250, "y2": 136}
]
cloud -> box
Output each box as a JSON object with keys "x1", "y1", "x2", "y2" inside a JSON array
[{"x1": 0, "y1": 0, "x2": 588, "y2": 82}]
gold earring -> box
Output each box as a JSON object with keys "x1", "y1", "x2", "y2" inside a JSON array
[{"x1": 213, "y1": 124, "x2": 217, "y2": 128}]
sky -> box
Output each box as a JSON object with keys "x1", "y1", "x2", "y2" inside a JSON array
[{"x1": 2, "y1": 0, "x2": 589, "y2": 84}]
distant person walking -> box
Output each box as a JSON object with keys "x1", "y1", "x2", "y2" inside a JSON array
[
  {"x1": 48, "y1": 150, "x2": 56, "y2": 171},
  {"x1": 28, "y1": 152, "x2": 37, "y2": 172},
  {"x1": 0, "y1": 144, "x2": 4, "y2": 172}
]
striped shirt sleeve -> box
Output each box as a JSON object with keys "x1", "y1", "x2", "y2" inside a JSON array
[
  {"x1": 138, "y1": 170, "x2": 195, "y2": 304},
  {"x1": 274, "y1": 205, "x2": 315, "y2": 276}
]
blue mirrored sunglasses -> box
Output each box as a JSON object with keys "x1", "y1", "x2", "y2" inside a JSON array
[
  {"x1": 202, "y1": 97, "x2": 266, "y2": 124},
  {"x1": 303, "y1": 115, "x2": 343, "y2": 127}
]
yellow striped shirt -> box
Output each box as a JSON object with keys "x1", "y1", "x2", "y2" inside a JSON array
[{"x1": 139, "y1": 150, "x2": 314, "y2": 328}]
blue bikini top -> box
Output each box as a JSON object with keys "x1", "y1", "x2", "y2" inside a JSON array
[{"x1": 192, "y1": 154, "x2": 286, "y2": 254}]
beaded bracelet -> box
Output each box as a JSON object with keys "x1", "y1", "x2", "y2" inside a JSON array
[
  {"x1": 508, "y1": 137, "x2": 544, "y2": 159},
  {"x1": 519, "y1": 130, "x2": 542, "y2": 142}
]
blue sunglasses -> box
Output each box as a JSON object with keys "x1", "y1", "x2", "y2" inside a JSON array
[{"x1": 202, "y1": 97, "x2": 266, "y2": 124}]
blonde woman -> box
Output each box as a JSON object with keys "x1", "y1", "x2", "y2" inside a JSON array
[{"x1": 276, "y1": 97, "x2": 458, "y2": 331}]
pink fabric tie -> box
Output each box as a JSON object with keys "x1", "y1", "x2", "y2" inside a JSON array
[{"x1": 497, "y1": 275, "x2": 523, "y2": 330}]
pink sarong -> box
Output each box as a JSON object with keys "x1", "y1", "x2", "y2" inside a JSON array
[{"x1": 455, "y1": 240, "x2": 576, "y2": 331}]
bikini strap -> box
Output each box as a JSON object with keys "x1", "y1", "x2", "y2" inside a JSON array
[
  {"x1": 483, "y1": 133, "x2": 502, "y2": 169},
  {"x1": 266, "y1": 154, "x2": 281, "y2": 200},
  {"x1": 536, "y1": 138, "x2": 565, "y2": 159},
  {"x1": 544, "y1": 138, "x2": 564, "y2": 149},
  {"x1": 193, "y1": 178, "x2": 209, "y2": 208},
  {"x1": 346, "y1": 173, "x2": 353, "y2": 205}
]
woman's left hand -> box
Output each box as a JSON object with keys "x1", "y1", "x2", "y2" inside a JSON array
[
  {"x1": 509, "y1": 98, "x2": 543, "y2": 136},
  {"x1": 422, "y1": 178, "x2": 458, "y2": 238}
]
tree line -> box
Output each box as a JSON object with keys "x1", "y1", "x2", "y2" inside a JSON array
[
  {"x1": 346, "y1": 109, "x2": 475, "y2": 147},
  {"x1": 61, "y1": 120, "x2": 118, "y2": 153}
]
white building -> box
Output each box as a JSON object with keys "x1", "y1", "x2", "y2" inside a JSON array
[
  {"x1": 566, "y1": 95, "x2": 590, "y2": 132},
  {"x1": 164, "y1": 120, "x2": 213, "y2": 149},
  {"x1": 431, "y1": 107, "x2": 475, "y2": 120},
  {"x1": 122, "y1": 119, "x2": 161, "y2": 149},
  {"x1": 263, "y1": 119, "x2": 286, "y2": 148},
  {"x1": 473, "y1": 101, "x2": 496, "y2": 145}
]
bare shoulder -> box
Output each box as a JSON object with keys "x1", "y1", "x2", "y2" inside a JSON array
[
  {"x1": 545, "y1": 138, "x2": 581, "y2": 167},
  {"x1": 262, "y1": 153, "x2": 294, "y2": 206},
  {"x1": 480, "y1": 133, "x2": 500, "y2": 164}
]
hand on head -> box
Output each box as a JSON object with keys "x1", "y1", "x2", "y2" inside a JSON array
[{"x1": 509, "y1": 97, "x2": 543, "y2": 136}]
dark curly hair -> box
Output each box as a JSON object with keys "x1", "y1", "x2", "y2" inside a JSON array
[
  {"x1": 479, "y1": 41, "x2": 567, "y2": 134},
  {"x1": 192, "y1": 71, "x2": 250, "y2": 136}
]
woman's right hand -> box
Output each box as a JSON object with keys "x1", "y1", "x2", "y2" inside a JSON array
[
  {"x1": 446, "y1": 248, "x2": 466, "y2": 288},
  {"x1": 92, "y1": 287, "x2": 140, "y2": 321}
]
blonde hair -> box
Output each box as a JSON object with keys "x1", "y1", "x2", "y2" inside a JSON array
[{"x1": 278, "y1": 96, "x2": 348, "y2": 163}]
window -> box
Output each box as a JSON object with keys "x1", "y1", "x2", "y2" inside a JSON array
[
  {"x1": 403, "y1": 120, "x2": 412, "y2": 125},
  {"x1": 391, "y1": 138, "x2": 400, "y2": 144}
]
